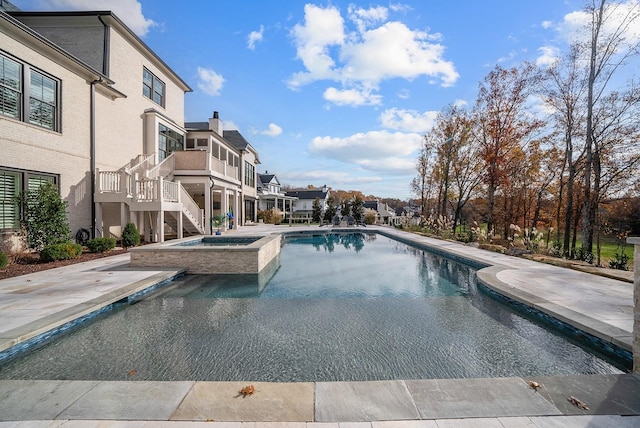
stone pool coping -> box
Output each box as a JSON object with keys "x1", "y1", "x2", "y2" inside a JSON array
[
  {"x1": 0, "y1": 224, "x2": 637, "y2": 424},
  {"x1": 129, "y1": 234, "x2": 281, "y2": 274},
  {"x1": 375, "y1": 227, "x2": 633, "y2": 356}
]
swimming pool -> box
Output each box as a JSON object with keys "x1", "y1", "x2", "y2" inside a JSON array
[{"x1": 0, "y1": 232, "x2": 624, "y2": 382}]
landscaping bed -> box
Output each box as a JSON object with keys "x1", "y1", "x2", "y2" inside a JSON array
[{"x1": 0, "y1": 248, "x2": 129, "y2": 280}]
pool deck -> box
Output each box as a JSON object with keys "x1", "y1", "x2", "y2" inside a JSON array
[{"x1": 0, "y1": 224, "x2": 639, "y2": 427}]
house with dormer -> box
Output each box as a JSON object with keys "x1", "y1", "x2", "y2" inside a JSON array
[
  {"x1": 285, "y1": 186, "x2": 330, "y2": 221},
  {"x1": 257, "y1": 173, "x2": 296, "y2": 216}
]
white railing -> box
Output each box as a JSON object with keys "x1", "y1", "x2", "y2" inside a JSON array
[
  {"x1": 99, "y1": 171, "x2": 121, "y2": 193},
  {"x1": 147, "y1": 153, "x2": 175, "y2": 179},
  {"x1": 135, "y1": 179, "x2": 157, "y2": 202},
  {"x1": 210, "y1": 155, "x2": 239, "y2": 180},
  {"x1": 128, "y1": 154, "x2": 156, "y2": 176},
  {"x1": 179, "y1": 185, "x2": 205, "y2": 229},
  {"x1": 98, "y1": 170, "x2": 133, "y2": 196},
  {"x1": 163, "y1": 179, "x2": 179, "y2": 202}
]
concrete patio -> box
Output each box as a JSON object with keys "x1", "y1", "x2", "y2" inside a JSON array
[{"x1": 0, "y1": 225, "x2": 638, "y2": 427}]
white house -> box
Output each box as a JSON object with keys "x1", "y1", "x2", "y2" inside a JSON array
[
  {"x1": 284, "y1": 186, "x2": 330, "y2": 222},
  {"x1": 257, "y1": 173, "x2": 296, "y2": 216},
  {"x1": 0, "y1": 7, "x2": 262, "y2": 246}
]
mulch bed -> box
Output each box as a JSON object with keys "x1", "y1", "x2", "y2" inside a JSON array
[{"x1": 0, "y1": 248, "x2": 129, "y2": 280}]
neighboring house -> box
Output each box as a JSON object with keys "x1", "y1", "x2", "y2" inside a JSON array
[
  {"x1": 1, "y1": 8, "x2": 262, "y2": 246},
  {"x1": 257, "y1": 172, "x2": 296, "y2": 216},
  {"x1": 363, "y1": 200, "x2": 397, "y2": 225},
  {"x1": 285, "y1": 186, "x2": 330, "y2": 221}
]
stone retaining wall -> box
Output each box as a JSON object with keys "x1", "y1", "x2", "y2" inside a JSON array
[{"x1": 129, "y1": 234, "x2": 281, "y2": 274}]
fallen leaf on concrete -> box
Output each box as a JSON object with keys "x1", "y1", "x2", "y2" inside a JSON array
[
  {"x1": 127, "y1": 369, "x2": 137, "y2": 377},
  {"x1": 567, "y1": 396, "x2": 589, "y2": 410},
  {"x1": 238, "y1": 384, "x2": 255, "y2": 398},
  {"x1": 528, "y1": 380, "x2": 541, "y2": 391}
]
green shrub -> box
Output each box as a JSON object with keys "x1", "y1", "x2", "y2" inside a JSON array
[
  {"x1": 40, "y1": 242, "x2": 82, "y2": 262},
  {"x1": 15, "y1": 182, "x2": 71, "y2": 251},
  {"x1": 0, "y1": 251, "x2": 8, "y2": 269},
  {"x1": 86, "y1": 237, "x2": 117, "y2": 253},
  {"x1": 609, "y1": 252, "x2": 629, "y2": 271},
  {"x1": 121, "y1": 223, "x2": 140, "y2": 247},
  {"x1": 574, "y1": 247, "x2": 594, "y2": 264}
]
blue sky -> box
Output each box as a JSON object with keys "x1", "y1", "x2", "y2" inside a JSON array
[{"x1": 12, "y1": 0, "x2": 601, "y2": 199}]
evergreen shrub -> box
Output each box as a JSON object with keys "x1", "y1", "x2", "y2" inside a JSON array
[
  {"x1": 40, "y1": 242, "x2": 82, "y2": 262},
  {"x1": 121, "y1": 223, "x2": 141, "y2": 247},
  {"x1": 87, "y1": 237, "x2": 117, "y2": 253}
]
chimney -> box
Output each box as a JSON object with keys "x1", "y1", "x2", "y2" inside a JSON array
[{"x1": 208, "y1": 111, "x2": 223, "y2": 136}]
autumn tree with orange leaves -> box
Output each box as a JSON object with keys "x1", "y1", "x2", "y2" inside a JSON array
[{"x1": 475, "y1": 62, "x2": 545, "y2": 234}]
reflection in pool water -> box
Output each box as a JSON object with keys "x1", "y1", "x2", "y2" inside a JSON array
[{"x1": 0, "y1": 232, "x2": 624, "y2": 382}]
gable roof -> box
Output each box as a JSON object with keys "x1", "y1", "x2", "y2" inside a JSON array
[
  {"x1": 9, "y1": 10, "x2": 191, "y2": 92},
  {"x1": 0, "y1": 10, "x2": 112, "y2": 85},
  {"x1": 184, "y1": 121, "x2": 208, "y2": 130},
  {"x1": 285, "y1": 188, "x2": 329, "y2": 200},
  {"x1": 258, "y1": 174, "x2": 278, "y2": 186},
  {"x1": 223, "y1": 130, "x2": 249, "y2": 151}
]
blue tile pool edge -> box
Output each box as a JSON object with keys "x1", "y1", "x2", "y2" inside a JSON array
[{"x1": 0, "y1": 272, "x2": 184, "y2": 364}]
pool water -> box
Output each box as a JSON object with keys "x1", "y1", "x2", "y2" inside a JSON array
[
  {"x1": 0, "y1": 232, "x2": 623, "y2": 382},
  {"x1": 175, "y1": 236, "x2": 261, "y2": 246}
]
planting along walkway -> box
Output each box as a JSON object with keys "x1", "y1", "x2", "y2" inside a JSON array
[{"x1": 0, "y1": 225, "x2": 638, "y2": 427}]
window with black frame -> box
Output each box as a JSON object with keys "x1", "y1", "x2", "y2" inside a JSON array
[
  {"x1": 1, "y1": 52, "x2": 60, "y2": 131},
  {"x1": 0, "y1": 168, "x2": 57, "y2": 231},
  {"x1": 158, "y1": 124, "x2": 184, "y2": 161},
  {"x1": 143, "y1": 67, "x2": 165, "y2": 107}
]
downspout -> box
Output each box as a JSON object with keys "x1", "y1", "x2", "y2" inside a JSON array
[
  {"x1": 90, "y1": 79, "x2": 99, "y2": 239},
  {"x1": 91, "y1": 14, "x2": 109, "y2": 238},
  {"x1": 97, "y1": 14, "x2": 109, "y2": 75}
]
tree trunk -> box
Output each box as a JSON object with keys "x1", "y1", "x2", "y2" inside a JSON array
[{"x1": 581, "y1": 0, "x2": 605, "y2": 255}]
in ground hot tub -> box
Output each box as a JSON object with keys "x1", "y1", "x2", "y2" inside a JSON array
[{"x1": 129, "y1": 234, "x2": 281, "y2": 275}]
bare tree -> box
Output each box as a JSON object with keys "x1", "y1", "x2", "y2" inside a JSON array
[
  {"x1": 541, "y1": 44, "x2": 588, "y2": 257},
  {"x1": 410, "y1": 139, "x2": 435, "y2": 217},
  {"x1": 580, "y1": 0, "x2": 640, "y2": 254}
]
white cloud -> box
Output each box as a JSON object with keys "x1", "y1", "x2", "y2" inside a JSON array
[
  {"x1": 308, "y1": 130, "x2": 422, "y2": 174},
  {"x1": 541, "y1": 20, "x2": 553, "y2": 29},
  {"x1": 348, "y1": 5, "x2": 388, "y2": 32},
  {"x1": 556, "y1": 1, "x2": 640, "y2": 48},
  {"x1": 389, "y1": 3, "x2": 412, "y2": 13},
  {"x1": 536, "y1": 45, "x2": 560, "y2": 67},
  {"x1": 323, "y1": 86, "x2": 382, "y2": 106},
  {"x1": 279, "y1": 170, "x2": 382, "y2": 186},
  {"x1": 288, "y1": 4, "x2": 345, "y2": 89},
  {"x1": 261, "y1": 123, "x2": 283, "y2": 137},
  {"x1": 197, "y1": 67, "x2": 225, "y2": 96},
  {"x1": 248, "y1": 25, "x2": 264, "y2": 50},
  {"x1": 453, "y1": 99, "x2": 468, "y2": 108},
  {"x1": 288, "y1": 3, "x2": 459, "y2": 105},
  {"x1": 396, "y1": 89, "x2": 410, "y2": 99},
  {"x1": 223, "y1": 121, "x2": 239, "y2": 131},
  {"x1": 18, "y1": 0, "x2": 157, "y2": 37},
  {"x1": 379, "y1": 108, "x2": 437, "y2": 133}
]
